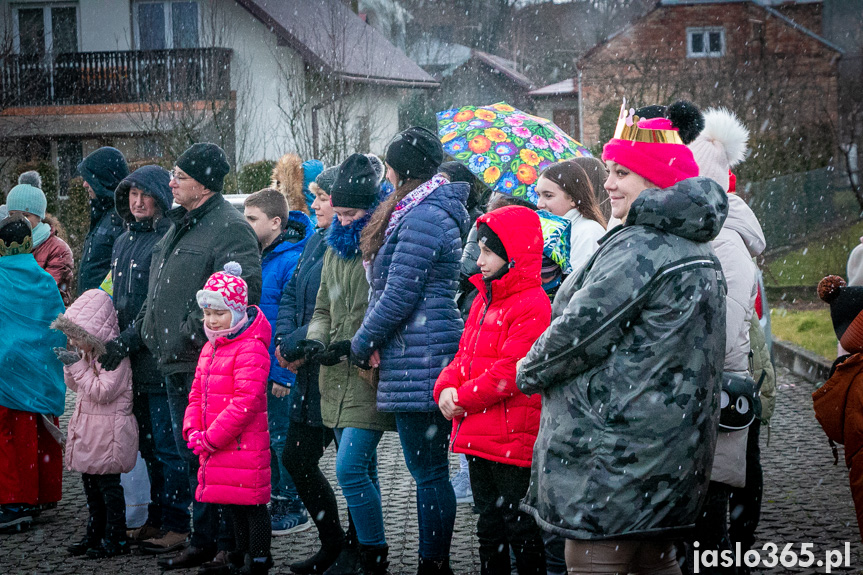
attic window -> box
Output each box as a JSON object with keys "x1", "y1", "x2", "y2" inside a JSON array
[{"x1": 687, "y1": 27, "x2": 725, "y2": 58}]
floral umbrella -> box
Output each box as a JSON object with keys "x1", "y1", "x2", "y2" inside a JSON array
[{"x1": 437, "y1": 102, "x2": 592, "y2": 202}]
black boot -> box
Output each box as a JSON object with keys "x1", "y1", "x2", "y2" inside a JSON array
[
  {"x1": 417, "y1": 557, "x2": 454, "y2": 575},
  {"x1": 358, "y1": 544, "x2": 389, "y2": 575},
  {"x1": 321, "y1": 543, "x2": 361, "y2": 575},
  {"x1": 68, "y1": 515, "x2": 104, "y2": 556},
  {"x1": 85, "y1": 537, "x2": 130, "y2": 559},
  {"x1": 290, "y1": 538, "x2": 344, "y2": 574},
  {"x1": 247, "y1": 554, "x2": 274, "y2": 575}
]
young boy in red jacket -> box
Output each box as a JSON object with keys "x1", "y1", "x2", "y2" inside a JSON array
[{"x1": 434, "y1": 205, "x2": 551, "y2": 575}]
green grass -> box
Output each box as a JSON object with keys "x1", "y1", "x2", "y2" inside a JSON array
[
  {"x1": 764, "y1": 220, "x2": 863, "y2": 287},
  {"x1": 770, "y1": 307, "x2": 837, "y2": 360}
]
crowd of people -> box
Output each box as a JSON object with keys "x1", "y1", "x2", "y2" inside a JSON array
[{"x1": 0, "y1": 99, "x2": 778, "y2": 575}]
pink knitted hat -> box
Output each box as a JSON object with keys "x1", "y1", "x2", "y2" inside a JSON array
[
  {"x1": 197, "y1": 262, "x2": 248, "y2": 325},
  {"x1": 602, "y1": 117, "x2": 699, "y2": 190}
]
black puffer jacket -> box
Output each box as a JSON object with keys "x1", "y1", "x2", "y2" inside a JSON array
[
  {"x1": 275, "y1": 230, "x2": 327, "y2": 426},
  {"x1": 111, "y1": 166, "x2": 172, "y2": 392},
  {"x1": 77, "y1": 147, "x2": 129, "y2": 294}
]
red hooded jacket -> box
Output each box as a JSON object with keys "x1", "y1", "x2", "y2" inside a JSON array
[{"x1": 433, "y1": 206, "x2": 551, "y2": 467}]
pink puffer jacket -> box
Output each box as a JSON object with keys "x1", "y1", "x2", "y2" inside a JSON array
[
  {"x1": 183, "y1": 306, "x2": 272, "y2": 505},
  {"x1": 55, "y1": 289, "x2": 138, "y2": 475}
]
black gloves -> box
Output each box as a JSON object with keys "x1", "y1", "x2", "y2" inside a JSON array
[
  {"x1": 317, "y1": 340, "x2": 351, "y2": 367},
  {"x1": 99, "y1": 338, "x2": 130, "y2": 371},
  {"x1": 295, "y1": 339, "x2": 326, "y2": 363},
  {"x1": 349, "y1": 350, "x2": 372, "y2": 371}
]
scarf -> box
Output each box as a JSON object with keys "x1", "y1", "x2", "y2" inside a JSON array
[
  {"x1": 383, "y1": 174, "x2": 449, "y2": 242},
  {"x1": 203, "y1": 312, "x2": 249, "y2": 346},
  {"x1": 31, "y1": 222, "x2": 52, "y2": 249},
  {"x1": 327, "y1": 211, "x2": 373, "y2": 260}
]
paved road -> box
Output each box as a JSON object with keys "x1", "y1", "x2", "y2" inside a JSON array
[{"x1": 2, "y1": 368, "x2": 861, "y2": 574}]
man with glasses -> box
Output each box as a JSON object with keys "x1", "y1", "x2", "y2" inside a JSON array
[{"x1": 134, "y1": 143, "x2": 262, "y2": 571}]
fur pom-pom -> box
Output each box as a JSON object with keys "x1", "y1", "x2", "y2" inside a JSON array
[
  {"x1": 699, "y1": 108, "x2": 750, "y2": 168},
  {"x1": 666, "y1": 100, "x2": 704, "y2": 144},
  {"x1": 223, "y1": 261, "x2": 242, "y2": 277},
  {"x1": 818, "y1": 275, "x2": 846, "y2": 303}
]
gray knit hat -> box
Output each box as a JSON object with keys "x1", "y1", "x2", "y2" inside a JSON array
[{"x1": 314, "y1": 166, "x2": 339, "y2": 195}]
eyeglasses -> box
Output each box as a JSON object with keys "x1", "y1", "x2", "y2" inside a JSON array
[{"x1": 170, "y1": 170, "x2": 191, "y2": 182}]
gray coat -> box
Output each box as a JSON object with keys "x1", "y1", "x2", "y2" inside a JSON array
[{"x1": 517, "y1": 177, "x2": 728, "y2": 541}]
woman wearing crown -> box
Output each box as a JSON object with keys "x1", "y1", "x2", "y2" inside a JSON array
[{"x1": 516, "y1": 101, "x2": 730, "y2": 573}]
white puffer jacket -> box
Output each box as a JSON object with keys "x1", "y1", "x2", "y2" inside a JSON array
[{"x1": 710, "y1": 193, "x2": 766, "y2": 487}]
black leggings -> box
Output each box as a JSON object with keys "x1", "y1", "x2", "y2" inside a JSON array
[
  {"x1": 227, "y1": 504, "x2": 270, "y2": 559},
  {"x1": 82, "y1": 473, "x2": 126, "y2": 543},
  {"x1": 282, "y1": 421, "x2": 350, "y2": 545}
]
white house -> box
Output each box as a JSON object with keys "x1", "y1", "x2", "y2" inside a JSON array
[{"x1": 0, "y1": 0, "x2": 437, "y2": 193}]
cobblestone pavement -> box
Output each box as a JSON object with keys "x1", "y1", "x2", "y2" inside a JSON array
[{"x1": 2, "y1": 368, "x2": 862, "y2": 574}]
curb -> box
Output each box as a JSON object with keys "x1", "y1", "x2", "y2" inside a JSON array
[{"x1": 772, "y1": 339, "x2": 832, "y2": 384}]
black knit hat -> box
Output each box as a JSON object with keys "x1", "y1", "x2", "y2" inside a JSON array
[
  {"x1": 330, "y1": 154, "x2": 379, "y2": 209},
  {"x1": 385, "y1": 126, "x2": 443, "y2": 180},
  {"x1": 176, "y1": 143, "x2": 231, "y2": 193},
  {"x1": 819, "y1": 275, "x2": 863, "y2": 352},
  {"x1": 315, "y1": 166, "x2": 339, "y2": 194},
  {"x1": 477, "y1": 222, "x2": 507, "y2": 262}
]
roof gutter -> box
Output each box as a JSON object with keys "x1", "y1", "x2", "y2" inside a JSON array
[{"x1": 336, "y1": 73, "x2": 440, "y2": 89}]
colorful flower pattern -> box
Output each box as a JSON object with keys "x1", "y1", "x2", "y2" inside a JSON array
[{"x1": 436, "y1": 101, "x2": 592, "y2": 200}]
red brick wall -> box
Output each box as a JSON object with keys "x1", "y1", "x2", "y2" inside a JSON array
[{"x1": 577, "y1": 3, "x2": 839, "y2": 148}]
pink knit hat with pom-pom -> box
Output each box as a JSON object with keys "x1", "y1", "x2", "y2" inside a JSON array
[{"x1": 197, "y1": 261, "x2": 247, "y2": 326}]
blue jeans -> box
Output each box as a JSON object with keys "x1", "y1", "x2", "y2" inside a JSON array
[
  {"x1": 145, "y1": 392, "x2": 192, "y2": 534},
  {"x1": 395, "y1": 411, "x2": 457, "y2": 560},
  {"x1": 165, "y1": 372, "x2": 231, "y2": 551},
  {"x1": 333, "y1": 427, "x2": 385, "y2": 546},
  {"x1": 267, "y1": 383, "x2": 301, "y2": 503}
]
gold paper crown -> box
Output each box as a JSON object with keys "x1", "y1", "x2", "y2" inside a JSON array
[
  {"x1": 0, "y1": 234, "x2": 33, "y2": 257},
  {"x1": 612, "y1": 99, "x2": 684, "y2": 145}
]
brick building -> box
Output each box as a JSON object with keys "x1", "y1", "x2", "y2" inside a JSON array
[{"x1": 556, "y1": 0, "x2": 843, "y2": 157}]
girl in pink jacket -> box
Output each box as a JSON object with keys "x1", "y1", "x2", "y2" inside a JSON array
[
  {"x1": 51, "y1": 288, "x2": 138, "y2": 559},
  {"x1": 183, "y1": 262, "x2": 273, "y2": 574}
]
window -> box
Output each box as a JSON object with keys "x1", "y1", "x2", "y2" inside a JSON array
[
  {"x1": 57, "y1": 139, "x2": 82, "y2": 199},
  {"x1": 134, "y1": 1, "x2": 199, "y2": 50},
  {"x1": 12, "y1": 4, "x2": 79, "y2": 54},
  {"x1": 687, "y1": 27, "x2": 725, "y2": 58}
]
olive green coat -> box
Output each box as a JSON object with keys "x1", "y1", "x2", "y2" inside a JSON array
[{"x1": 307, "y1": 248, "x2": 395, "y2": 432}]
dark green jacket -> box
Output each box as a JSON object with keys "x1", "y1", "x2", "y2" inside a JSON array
[
  {"x1": 307, "y1": 247, "x2": 395, "y2": 432},
  {"x1": 137, "y1": 194, "x2": 262, "y2": 375},
  {"x1": 517, "y1": 177, "x2": 728, "y2": 541}
]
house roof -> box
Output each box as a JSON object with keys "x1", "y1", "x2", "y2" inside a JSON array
[
  {"x1": 408, "y1": 38, "x2": 473, "y2": 76},
  {"x1": 528, "y1": 78, "x2": 577, "y2": 97},
  {"x1": 471, "y1": 50, "x2": 535, "y2": 90},
  {"x1": 578, "y1": 0, "x2": 842, "y2": 68},
  {"x1": 236, "y1": 0, "x2": 438, "y2": 88}
]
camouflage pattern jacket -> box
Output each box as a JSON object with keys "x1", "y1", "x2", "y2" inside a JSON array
[{"x1": 517, "y1": 177, "x2": 728, "y2": 541}]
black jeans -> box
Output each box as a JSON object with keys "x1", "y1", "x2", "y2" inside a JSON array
[
  {"x1": 82, "y1": 473, "x2": 126, "y2": 544},
  {"x1": 282, "y1": 420, "x2": 348, "y2": 546},
  {"x1": 685, "y1": 482, "x2": 734, "y2": 575},
  {"x1": 468, "y1": 456, "x2": 545, "y2": 575},
  {"x1": 228, "y1": 504, "x2": 271, "y2": 560},
  {"x1": 729, "y1": 421, "x2": 762, "y2": 554},
  {"x1": 165, "y1": 371, "x2": 232, "y2": 551}
]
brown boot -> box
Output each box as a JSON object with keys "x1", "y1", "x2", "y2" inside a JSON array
[
  {"x1": 127, "y1": 523, "x2": 161, "y2": 544},
  {"x1": 139, "y1": 530, "x2": 190, "y2": 555}
]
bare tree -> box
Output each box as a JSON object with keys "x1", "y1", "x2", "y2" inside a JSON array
[
  {"x1": 273, "y1": 2, "x2": 392, "y2": 164},
  {"x1": 123, "y1": 0, "x2": 263, "y2": 171}
]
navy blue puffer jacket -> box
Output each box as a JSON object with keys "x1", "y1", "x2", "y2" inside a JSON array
[{"x1": 352, "y1": 182, "x2": 469, "y2": 412}]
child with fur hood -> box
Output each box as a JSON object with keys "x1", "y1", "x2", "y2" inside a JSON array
[
  {"x1": 51, "y1": 288, "x2": 138, "y2": 559},
  {"x1": 183, "y1": 262, "x2": 274, "y2": 574}
]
